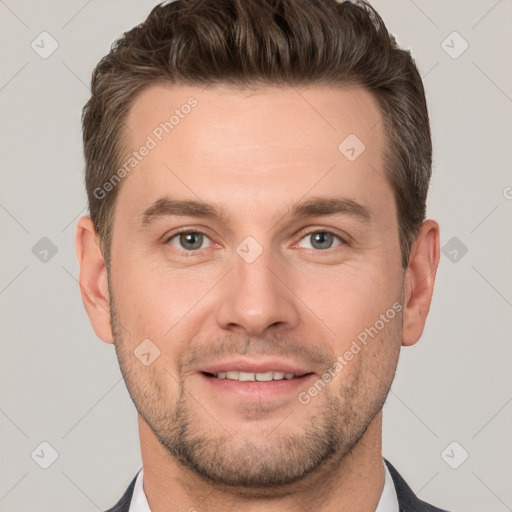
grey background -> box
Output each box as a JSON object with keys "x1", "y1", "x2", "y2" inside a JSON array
[{"x1": 1, "y1": 1, "x2": 511, "y2": 511}]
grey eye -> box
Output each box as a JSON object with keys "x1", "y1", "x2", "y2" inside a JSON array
[
  {"x1": 298, "y1": 231, "x2": 342, "y2": 250},
  {"x1": 168, "y1": 232, "x2": 211, "y2": 251}
]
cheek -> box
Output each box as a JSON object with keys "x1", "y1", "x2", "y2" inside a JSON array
[
  {"x1": 298, "y1": 260, "x2": 402, "y2": 345},
  {"x1": 112, "y1": 253, "x2": 171, "y2": 324},
  {"x1": 111, "y1": 260, "x2": 210, "y2": 365},
  {"x1": 321, "y1": 306, "x2": 402, "y2": 410}
]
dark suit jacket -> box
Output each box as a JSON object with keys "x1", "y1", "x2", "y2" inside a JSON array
[{"x1": 104, "y1": 459, "x2": 450, "y2": 512}]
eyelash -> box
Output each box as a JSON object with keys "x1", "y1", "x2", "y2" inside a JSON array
[{"x1": 164, "y1": 227, "x2": 347, "y2": 254}]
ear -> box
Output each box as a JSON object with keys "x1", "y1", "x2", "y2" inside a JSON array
[
  {"x1": 401, "y1": 219, "x2": 440, "y2": 347},
  {"x1": 75, "y1": 216, "x2": 114, "y2": 344}
]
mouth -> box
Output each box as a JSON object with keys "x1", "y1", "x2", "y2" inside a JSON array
[
  {"x1": 202, "y1": 370, "x2": 312, "y2": 381},
  {"x1": 197, "y1": 359, "x2": 317, "y2": 401}
]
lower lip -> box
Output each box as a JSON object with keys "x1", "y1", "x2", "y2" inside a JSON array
[{"x1": 199, "y1": 372, "x2": 317, "y2": 400}]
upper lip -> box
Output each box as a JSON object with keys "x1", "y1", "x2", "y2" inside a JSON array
[{"x1": 200, "y1": 358, "x2": 313, "y2": 376}]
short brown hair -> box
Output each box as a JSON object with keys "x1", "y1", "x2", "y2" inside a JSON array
[{"x1": 82, "y1": 0, "x2": 432, "y2": 269}]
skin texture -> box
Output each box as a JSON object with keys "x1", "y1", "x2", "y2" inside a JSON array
[{"x1": 76, "y1": 84, "x2": 440, "y2": 512}]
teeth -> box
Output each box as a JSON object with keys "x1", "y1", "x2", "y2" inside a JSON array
[
  {"x1": 213, "y1": 371, "x2": 299, "y2": 381},
  {"x1": 255, "y1": 371, "x2": 273, "y2": 382}
]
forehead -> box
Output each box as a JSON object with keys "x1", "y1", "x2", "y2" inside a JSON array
[
  {"x1": 123, "y1": 83, "x2": 384, "y2": 154},
  {"x1": 115, "y1": 83, "x2": 390, "y2": 226}
]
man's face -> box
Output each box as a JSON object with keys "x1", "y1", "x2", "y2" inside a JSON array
[{"x1": 107, "y1": 84, "x2": 405, "y2": 487}]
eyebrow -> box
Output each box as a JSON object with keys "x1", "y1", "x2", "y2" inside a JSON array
[{"x1": 137, "y1": 195, "x2": 373, "y2": 229}]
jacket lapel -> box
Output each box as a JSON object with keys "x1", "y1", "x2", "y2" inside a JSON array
[
  {"x1": 103, "y1": 473, "x2": 138, "y2": 512},
  {"x1": 384, "y1": 459, "x2": 449, "y2": 512}
]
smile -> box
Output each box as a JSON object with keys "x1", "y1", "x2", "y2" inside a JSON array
[{"x1": 204, "y1": 371, "x2": 307, "y2": 381}]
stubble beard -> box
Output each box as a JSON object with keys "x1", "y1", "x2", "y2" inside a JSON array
[{"x1": 108, "y1": 280, "x2": 397, "y2": 491}]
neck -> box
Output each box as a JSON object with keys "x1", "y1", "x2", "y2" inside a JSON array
[{"x1": 139, "y1": 412, "x2": 385, "y2": 512}]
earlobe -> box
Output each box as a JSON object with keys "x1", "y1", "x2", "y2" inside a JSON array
[
  {"x1": 75, "y1": 216, "x2": 114, "y2": 344},
  {"x1": 401, "y1": 220, "x2": 440, "y2": 347}
]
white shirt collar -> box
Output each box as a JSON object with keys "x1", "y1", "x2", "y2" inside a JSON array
[
  {"x1": 128, "y1": 460, "x2": 399, "y2": 512},
  {"x1": 128, "y1": 467, "x2": 150, "y2": 512},
  {"x1": 375, "y1": 460, "x2": 400, "y2": 512}
]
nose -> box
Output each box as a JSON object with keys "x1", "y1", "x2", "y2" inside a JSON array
[{"x1": 215, "y1": 246, "x2": 300, "y2": 337}]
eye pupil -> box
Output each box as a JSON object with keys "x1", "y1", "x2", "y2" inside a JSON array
[{"x1": 180, "y1": 232, "x2": 203, "y2": 250}]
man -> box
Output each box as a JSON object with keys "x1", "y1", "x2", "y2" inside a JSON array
[{"x1": 75, "y1": 0, "x2": 447, "y2": 510}]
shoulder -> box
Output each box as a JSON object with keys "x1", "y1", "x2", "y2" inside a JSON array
[
  {"x1": 385, "y1": 459, "x2": 451, "y2": 512},
  {"x1": 103, "y1": 473, "x2": 138, "y2": 512}
]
